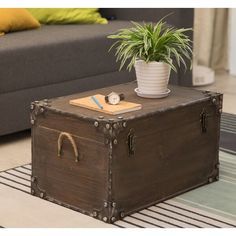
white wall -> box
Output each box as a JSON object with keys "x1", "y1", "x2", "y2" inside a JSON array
[{"x1": 229, "y1": 9, "x2": 236, "y2": 76}]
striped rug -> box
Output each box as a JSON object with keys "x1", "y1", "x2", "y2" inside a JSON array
[{"x1": 0, "y1": 112, "x2": 236, "y2": 228}]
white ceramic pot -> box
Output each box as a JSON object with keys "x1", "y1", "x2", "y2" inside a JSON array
[{"x1": 134, "y1": 60, "x2": 171, "y2": 95}]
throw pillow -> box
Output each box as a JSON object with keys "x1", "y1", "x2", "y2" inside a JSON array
[
  {"x1": 27, "y1": 8, "x2": 108, "y2": 25},
  {"x1": 0, "y1": 8, "x2": 40, "y2": 35}
]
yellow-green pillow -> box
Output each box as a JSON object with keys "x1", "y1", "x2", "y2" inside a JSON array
[
  {"x1": 27, "y1": 8, "x2": 108, "y2": 25},
  {"x1": 0, "y1": 8, "x2": 40, "y2": 35}
]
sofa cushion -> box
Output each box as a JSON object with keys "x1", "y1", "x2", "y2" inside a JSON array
[
  {"x1": 0, "y1": 21, "x2": 133, "y2": 94},
  {"x1": 28, "y1": 8, "x2": 108, "y2": 25},
  {"x1": 0, "y1": 8, "x2": 40, "y2": 35}
]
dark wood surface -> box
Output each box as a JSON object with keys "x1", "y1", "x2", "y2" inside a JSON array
[{"x1": 47, "y1": 81, "x2": 209, "y2": 121}]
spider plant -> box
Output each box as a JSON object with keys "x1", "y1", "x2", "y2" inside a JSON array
[{"x1": 108, "y1": 19, "x2": 192, "y2": 72}]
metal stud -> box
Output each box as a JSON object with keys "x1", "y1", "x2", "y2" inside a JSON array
[
  {"x1": 105, "y1": 139, "x2": 109, "y2": 145},
  {"x1": 122, "y1": 122, "x2": 127, "y2": 128},
  {"x1": 94, "y1": 121, "x2": 99, "y2": 127},
  {"x1": 104, "y1": 202, "x2": 108, "y2": 208},
  {"x1": 103, "y1": 217, "x2": 108, "y2": 222},
  {"x1": 218, "y1": 108, "x2": 222, "y2": 114},
  {"x1": 113, "y1": 123, "x2": 118, "y2": 129},
  {"x1": 208, "y1": 177, "x2": 213, "y2": 183},
  {"x1": 106, "y1": 124, "x2": 110, "y2": 129},
  {"x1": 31, "y1": 189, "x2": 35, "y2": 195},
  {"x1": 30, "y1": 104, "x2": 34, "y2": 110},
  {"x1": 35, "y1": 101, "x2": 39, "y2": 104},
  {"x1": 212, "y1": 98, "x2": 217, "y2": 104},
  {"x1": 98, "y1": 116, "x2": 104, "y2": 119},
  {"x1": 31, "y1": 119, "x2": 35, "y2": 125},
  {"x1": 111, "y1": 217, "x2": 116, "y2": 222},
  {"x1": 113, "y1": 139, "x2": 118, "y2": 145},
  {"x1": 31, "y1": 176, "x2": 36, "y2": 183},
  {"x1": 93, "y1": 211, "x2": 98, "y2": 217},
  {"x1": 120, "y1": 212, "x2": 125, "y2": 218},
  {"x1": 112, "y1": 202, "x2": 116, "y2": 208},
  {"x1": 40, "y1": 192, "x2": 45, "y2": 198},
  {"x1": 40, "y1": 107, "x2": 44, "y2": 113},
  {"x1": 43, "y1": 99, "x2": 48, "y2": 103},
  {"x1": 118, "y1": 116, "x2": 123, "y2": 120}
]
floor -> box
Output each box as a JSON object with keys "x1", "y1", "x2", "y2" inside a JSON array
[
  {"x1": 196, "y1": 71, "x2": 236, "y2": 115},
  {"x1": 0, "y1": 71, "x2": 235, "y2": 227}
]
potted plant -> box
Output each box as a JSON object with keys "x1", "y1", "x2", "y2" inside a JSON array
[{"x1": 108, "y1": 18, "x2": 192, "y2": 98}]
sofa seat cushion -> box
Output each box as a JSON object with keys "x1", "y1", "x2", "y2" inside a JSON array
[{"x1": 0, "y1": 21, "x2": 133, "y2": 94}]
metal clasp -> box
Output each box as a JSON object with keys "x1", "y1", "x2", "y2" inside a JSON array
[
  {"x1": 200, "y1": 109, "x2": 208, "y2": 133},
  {"x1": 127, "y1": 129, "x2": 135, "y2": 156}
]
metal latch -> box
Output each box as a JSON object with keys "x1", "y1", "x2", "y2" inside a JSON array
[
  {"x1": 127, "y1": 129, "x2": 135, "y2": 156},
  {"x1": 200, "y1": 109, "x2": 208, "y2": 133}
]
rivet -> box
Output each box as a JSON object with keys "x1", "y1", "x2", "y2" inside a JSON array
[
  {"x1": 120, "y1": 212, "x2": 125, "y2": 218},
  {"x1": 98, "y1": 116, "x2": 104, "y2": 119},
  {"x1": 118, "y1": 116, "x2": 123, "y2": 120},
  {"x1": 106, "y1": 124, "x2": 110, "y2": 129},
  {"x1": 208, "y1": 177, "x2": 213, "y2": 183},
  {"x1": 94, "y1": 121, "x2": 99, "y2": 127},
  {"x1": 31, "y1": 189, "x2": 35, "y2": 195},
  {"x1": 31, "y1": 176, "x2": 36, "y2": 183},
  {"x1": 93, "y1": 211, "x2": 98, "y2": 217},
  {"x1": 40, "y1": 107, "x2": 44, "y2": 113},
  {"x1": 113, "y1": 139, "x2": 118, "y2": 145},
  {"x1": 123, "y1": 122, "x2": 127, "y2": 128},
  {"x1": 31, "y1": 119, "x2": 35, "y2": 125},
  {"x1": 109, "y1": 119, "x2": 114, "y2": 122},
  {"x1": 103, "y1": 217, "x2": 108, "y2": 222},
  {"x1": 30, "y1": 104, "x2": 34, "y2": 110},
  {"x1": 113, "y1": 123, "x2": 118, "y2": 129},
  {"x1": 43, "y1": 99, "x2": 48, "y2": 103},
  {"x1": 35, "y1": 101, "x2": 39, "y2": 104},
  {"x1": 105, "y1": 139, "x2": 109, "y2": 145},
  {"x1": 40, "y1": 192, "x2": 45, "y2": 198},
  {"x1": 104, "y1": 202, "x2": 108, "y2": 208},
  {"x1": 218, "y1": 108, "x2": 222, "y2": 113},
  {"x1": 111, "y1": 217, "x2": 116, "y2": 222},
  {"x1": 112, "y1": 202, "x2": 116, "y2": 208},
  {"x1": 109, "y1": 178, "x2": 112, "y2": 182},
  {"x1": 212, "y1": 98, "x2": 217, "y2": 104}
]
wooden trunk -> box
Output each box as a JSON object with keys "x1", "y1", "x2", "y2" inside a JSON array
[{"x1": 31, "y1": 82, "x2": 223, "y2": 224}]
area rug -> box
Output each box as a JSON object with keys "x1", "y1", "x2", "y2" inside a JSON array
[{"x1": 0, "y1": 112, "x2": 236, "y2": 228}]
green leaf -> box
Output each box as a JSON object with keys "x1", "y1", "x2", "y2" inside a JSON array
[{"x1": 107, "y1": 15, "x2": 193, "y2": 73}]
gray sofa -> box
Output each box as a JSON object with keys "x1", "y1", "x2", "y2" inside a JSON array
[{"x1": 0, "y1": 8, "x2": 193, "y2": 136}]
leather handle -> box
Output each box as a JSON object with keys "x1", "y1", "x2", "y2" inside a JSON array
[{"x1": 57, "y1": 132, "x2": 79, "y2": 162}]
